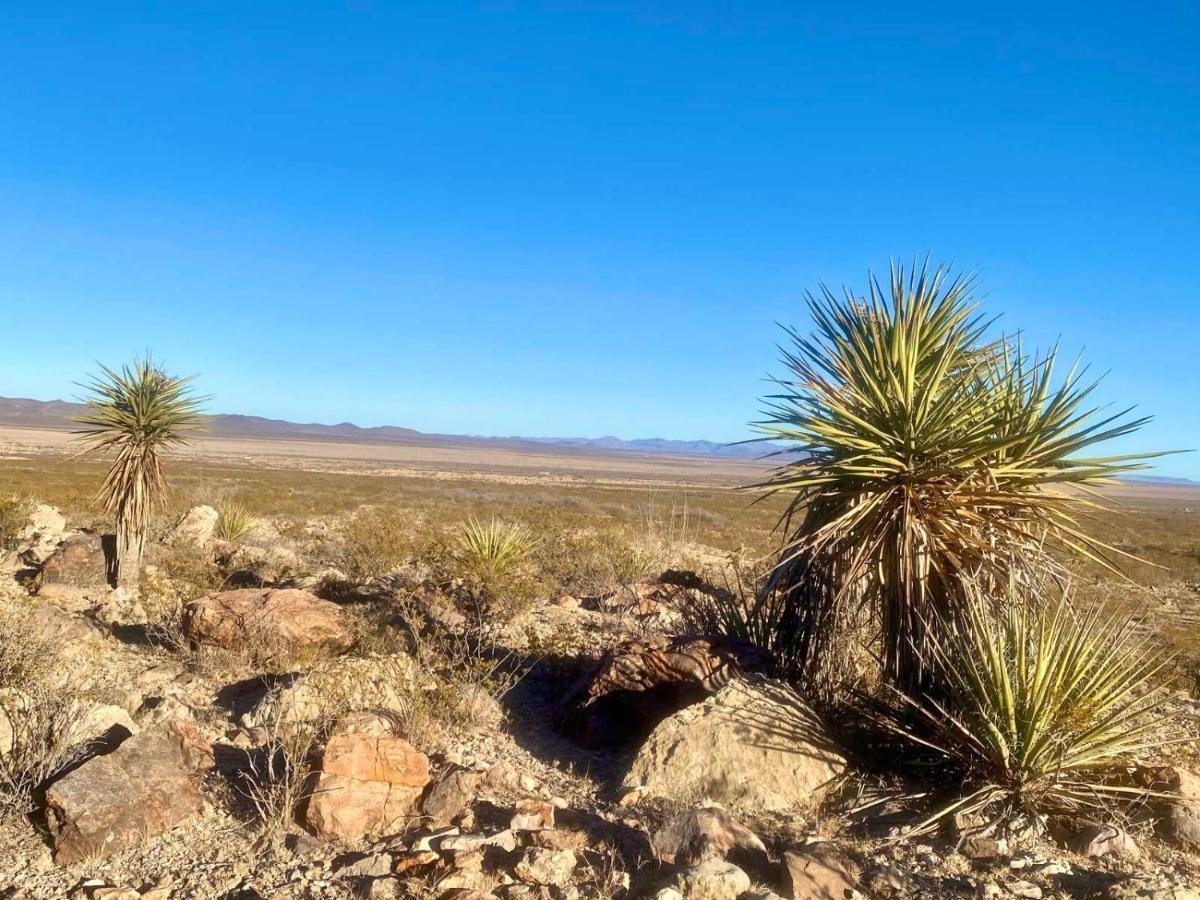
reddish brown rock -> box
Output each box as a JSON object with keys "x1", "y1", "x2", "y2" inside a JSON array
[
  {"x1": 35, "y1": 533, "x2": 113, "y2": 591},
  {"x1": 183, "y1": 588, "x2": 354, "y2": 660},
  {"x1": 304, "y1": 714, "x2": 430, "y2": 843},
  {"x1": 44, "y1": 720, "x2": 213, "y2": 865},
  {"x1": 652, "y1": 807, "x2": 766, "y2": 867},
  {"x1": 558, "y1": 635, "x2": 769, "y2": 748}
]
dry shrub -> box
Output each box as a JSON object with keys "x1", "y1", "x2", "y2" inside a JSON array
[
  {"x1": 0, "y1": 494, "x2": 34, "y2": 551},
  {"x1": 141, "y1": 541, "x2": 226, "y2": 649},
  {"x1": 0, "y1": 608, "x2": 96, "y2": 817},
  {"x1": 339, "y1": 507, "x2": 413, "y2": 586},
  {"x1": 239, "y1": 698, "x2": 323, "y2": 846}
]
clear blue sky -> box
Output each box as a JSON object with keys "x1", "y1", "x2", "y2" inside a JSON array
[{"x1": 1, "y1": 3, "x2": 1196, "y2": 477}]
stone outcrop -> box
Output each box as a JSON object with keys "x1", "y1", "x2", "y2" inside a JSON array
[
  {"x1": 558, "y1": 635, "x2": 770, "y2": 748},
  {"x1": 19, "y1": 503, "x2": 67, "y2": 564},
  {"x1": 623, "y1": 678, "x2": 844, "y2": 812},
  {"x1": 304, "y1": 712, "x2": 430, "y2": 843},
  {"x1": 44, "y1": 720, "x2": 213, "y2": 865},
  {"x1": 183, "y1": 588, "x2": 354, "y2": 660}
]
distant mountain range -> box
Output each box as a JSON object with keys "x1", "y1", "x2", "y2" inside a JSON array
[{"x1": 0, "y1": 396, "x2": 773, "y2": 460}]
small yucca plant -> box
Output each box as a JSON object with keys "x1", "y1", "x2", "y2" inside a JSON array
[
  {"x1": 756, "y1": 259, "x2": 1159, "y2": 693},
  {"x1": 214, "y1": 501, "x2": 258, "y2": 544},
  {"x1": 452, "y1": 517, "x2": 535, "y2": 587},
  {"x1": 76, "y1": 356, "x2": 206, "y2": 586},
  {"x1": 885, "y1": 583, "x2": 1170, "y2": 834}
]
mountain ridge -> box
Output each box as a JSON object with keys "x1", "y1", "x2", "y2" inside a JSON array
[{"x1": 0, "y1": 396, "x2": 771, "y2": 459}]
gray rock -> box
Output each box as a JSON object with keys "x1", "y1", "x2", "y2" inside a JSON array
[
  {"x1": 623, "y1": 678, "x2": 845, "y2": 812},
  {"x1": 674, "y1": 860, "x2": 751, "y2": 900},
  {"x1": 651, "y1": 806, "x2": 765, "y2": 867}
]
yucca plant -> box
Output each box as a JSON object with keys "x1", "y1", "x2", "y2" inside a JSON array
[
  {"x1": 76, "y1": 356, "x2": 206, "y2": 587},
  {"x1": 878, "y1": 582, "x2": 1170, "y2": 834},
  {"x1": 214, "y1": 501, "x2": 258, "y2": 544},
  {"x1": 448, "y1": 517, "x2": 539, "y2": 632},
  {"x1": 756, "y1": 259, "x2": 1159, "y2": 693}
]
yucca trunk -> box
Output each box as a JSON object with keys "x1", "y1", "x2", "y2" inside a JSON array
[{"x1": 113, "y1": 510, "x2": 144, "y2": 588}]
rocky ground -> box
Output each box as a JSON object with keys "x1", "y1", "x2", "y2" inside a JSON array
[{"x1": 0, "y1": 500, "x2": 1198, "y2": 900}]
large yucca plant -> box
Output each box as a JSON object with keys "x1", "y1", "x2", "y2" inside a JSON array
[
  {"x1": 756, "y1": 259, "x2": 1158, "y2": 693},
  {"x1": 76, "y1": 356, "x2": 206, "y2": 587},
  {"x1": 880, "y1": 583, "x2": 1170, "y2": 834}
]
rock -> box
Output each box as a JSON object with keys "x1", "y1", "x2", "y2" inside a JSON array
[
  {"x1": 35, "y1": 533, "x2": 112, "y2": 591},
  {"x1": 961, "y1": 836, "x2": 1009, "y2": 860},
  {"x1": 1130, "y1": 765, "x2": 1200, "y2": 850},
  {"x1": 43, "y1": 720, "x2": 213, "y2": 864},
  {"x1": 168, "y1": 506, "x2": 219, "y2": 547},
  {"x1": 558, "y1": 635, "x2": 770, "y2": 748},
  {"x1": 183, "y1": 588, "x2": 355, "y2": 661},
  {"x1": 91, "y1": 587, "x2": 148, "y2": 627},
  {"x1": 623, "y1": 678, "x2": 845, "y2": 812},
  {"x1": 249, "y1": 654, "x2": 418, "y2": 726},
  {"x1": 19, "y1": 503, "x2": 67, "y2": 563},
  {"x1": 514, "y1": 847, "x2": 576, "y2": 887},
  {"x1": 1007, "y1": 881, "x2": 1043, "y2": 900},
  {"x1": 303, "y1": 714, "x2": 430, "y2": 843},
  {"x1": 674, "y1": 860, "x2": 751, "y2": 900},
  {"x1": 28, "y1": 602, "x2": 108, "y2": 649},
  {"x1": 783, "y1": 842, "x2": 860, "y2": 899},
  {"x1": 510, "y1": 799, "x2": 555, "y2": 832},
  {"x1": 1068, "y1": 822, "x2": 1139, "y2": 858},
  {"x1": 421, "y1": 768, "x2": 482, "y2": 827},
  {"x1": 439, "y1": 831, "x2": 518, "y2": 854},
  {"x1": 1103, "y1": 875, "x2": 1200, "y2": 900},
  {"x1": 651, "y1": 806, "x2": 766, "y2": 867},
  {"x1": 336, "y1": 852, "x2": 394, "y2": 878}
]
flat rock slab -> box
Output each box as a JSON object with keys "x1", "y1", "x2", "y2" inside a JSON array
[{"x1": 45, "y1": 720, "x2": 213, "y2": 865}]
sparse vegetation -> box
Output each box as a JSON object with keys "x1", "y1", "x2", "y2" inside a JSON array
[
  {"x1": 75, "y1": 355, "x2": 206, "y2": 586},
  {"x1": 445, "y1": 516, "x2": 541, "y2": 631},
  {"x1": 338, "y1": 506, "x2": 413, "y2": 585}
]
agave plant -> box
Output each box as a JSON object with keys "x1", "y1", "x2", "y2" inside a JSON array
[
  {"x1": 76, "y1": 356, "x2": 206, "y2": 586},
  {"x1": 756, "y1": 259, "x2": 1158, "y2": 693},
  {"x1": 882, "y1": 582, "x2": 1170, "y2": 833}
]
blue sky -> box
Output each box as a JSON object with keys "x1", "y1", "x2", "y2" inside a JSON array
[{"x1": 0, "y1": 2, "x2": 1197, "y2": 477}]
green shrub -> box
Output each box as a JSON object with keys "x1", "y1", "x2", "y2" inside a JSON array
[
  {"x1": 446, "y1": 517, "x2": 541, "y2": 630},
  {"x1": 214, "y1": 501, "x2": 258, "y2": 543},
  {"x1": 877, "y1": 583, "x2": 1171, "y2": 834},
  {"x1": 756, "y1": 259, "x2": 1158, "y2": 694}
]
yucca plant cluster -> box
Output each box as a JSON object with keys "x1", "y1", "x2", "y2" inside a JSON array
[
  {"x1": 76, "y1": 356, "x2": 206, "y2": 586},
  {"x1": 755, "y1": 261, "x2": 1156, "y2": 695},
  {"x1": 878, "y1": 584, "x2": 1170, "y2": 832}
]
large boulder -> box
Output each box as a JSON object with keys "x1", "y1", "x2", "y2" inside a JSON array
[
  {"x1": 19, "y1": 503, "x2": 67, "y2": 564},
  {"x1": 623, "y1": 678, "x2": 844, "y2": 813},
  {"x1": 304, "y1": 712, "x2": 430, "y2": 843},
  {"x1": 183, "y1": 588, "x2": 354, "y2": 661},
  {"x1": 167, "y1": 505, "x2": 219, "y2": 547},
  {"x1": 44, "y1": 720, "x2": 213, "y2": 865},
  {"x1": 34, "y1": 532, "x2": 113, "y2": 592},
  {"x1": 558, "y1": 635, "x2": 770, "y2": 748}
]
